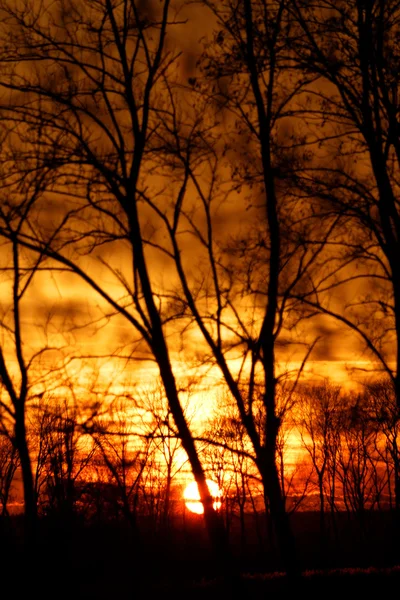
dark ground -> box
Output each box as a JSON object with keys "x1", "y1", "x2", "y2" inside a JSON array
[{"x1": 1, "y1": 510, "x2": 399, "y2": 598}]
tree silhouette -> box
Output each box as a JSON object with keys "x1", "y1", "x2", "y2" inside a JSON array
[
  {"x1": 0, "y1": 434, "x2": 20, "y2": 516},
  {"x1": 1, "y1": 0, "x2": 400, "y2": 586},
  {"x1": 0, "y1": 190, "x2": 48, "y2": 541},
  {"x1": 0, "y1": 0, "x2": 232, "y2": 570},
  {"x1": 297, "y1": 382, "x2": 342, "y2": 543},
  {"x1": 161, "y1": 0, "x2": 335, "y2": 574},
  {"x1": 291, "y1": 0, "x2": 400, "y2": 401}
]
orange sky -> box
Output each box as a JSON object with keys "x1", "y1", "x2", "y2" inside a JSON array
[{"x1": 0, "y1": 0, "x2": 395, "y2": 425}]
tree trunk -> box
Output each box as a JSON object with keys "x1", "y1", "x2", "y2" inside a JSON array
[
  {"x1": 162, "y1": 461, "x2": 172, "y2": 530},
  {"x1": 262, "y1": 461, "x2": 298, "y2": 577},
  {"x1": 155, "y1": 352, "x2": 237, "y2": 587},
  {"x1": 318, "y1": 472, "x2": 327, "y2": 560},
  {"x1": 15, "y1": 413, "x2": 37, "y2": 546}
]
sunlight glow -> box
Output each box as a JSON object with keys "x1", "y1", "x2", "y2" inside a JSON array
[{"x1": 183, "y1": 479, "x2": 222, "y2": 515}]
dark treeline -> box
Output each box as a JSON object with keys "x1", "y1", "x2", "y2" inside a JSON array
[
  {"x1": 0, "y1": 0, "x2": 399, "y2": 587},
  {"x1": 1, "y1": 380, "x2": 399, "y2": 572}
]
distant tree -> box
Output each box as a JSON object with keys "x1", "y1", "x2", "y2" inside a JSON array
[
  {"x1": 31, "y1": 397, "x2": 95, "y2": 520},
  {"x1": 201, "y1": 410, "x2": 255, "y2": 553},
  {"x1": 91, "y1": 402, "x2": 151, "y2": 531},
  {"x1": 297, "y1": 382, "x2": 342, "y2": 540},
  {"x1": 139, "y1": 383, "x2": 190, "y2": 530},
  {"x1": 0, "y1": 434, "x2": 20, "y2": 516},
  {"x1": 275, "y1": 387, "x2": 312, "y2": 515},
  {"x1": 367, "y1": 379, "x2": 400, "y2": 512},
  {"x1": 335, "y1": 393, "x2": 380, "y2": 530}
]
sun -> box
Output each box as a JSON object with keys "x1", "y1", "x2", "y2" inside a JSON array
[{"x1": 183, "y1": 479, "x2": 222, "y2": 514}]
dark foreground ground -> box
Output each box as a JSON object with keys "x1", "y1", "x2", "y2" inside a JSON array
[
  {"x1": 2, "y1": 510, "x2": 400, "y2": 598},
  {"x1": 29, "y1": 566, "x2": 400, "y2": 599},
  {"x1": 154, "y1": 568, "x2": 400, "y2": 600}
]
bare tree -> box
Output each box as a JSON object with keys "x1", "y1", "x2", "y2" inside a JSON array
[
  {"x1": 201, "y1": 410, "x2": 256, "y2": 553},
  {"x1": 88, "y1": 399, "x2": 151, "y2": 533},
  {"x1": 291, "y1": 0, "x2": 400, "y2": 401},
  {"x1": 368, "y1": 379, "x2": 400, "y2": 512},
  {"x1": 0, "y1": 434, "x2": 20, "y2": 516},
  {"x1": 275, "y1": 387, "x2": 312, "y2": 514},
  {"x1": 138, "y1": 382, "x2": 190, "y2": 530},
  {"x1": 0, "y1": 0, "x2": 232, "y2": 566},
  {"x1": 335, "y1": 392, "x2": 380, "y2": 532},
  {"x1": 297, "y1": 382, "x2": 342, "y2": 540},
  {"x1": 31, "y1": 397, "x2": 95, "y2": 519},
  {"x1": 0, "y1": 194, "x2": 49, "y2": 540},
  {"x1": 156, "y1": 0, "x2": 336, "y2": 573}
]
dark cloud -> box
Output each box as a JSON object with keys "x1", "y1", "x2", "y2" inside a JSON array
[{"x1": 311, "y1": 319, "x2": 349, "y2": 362}]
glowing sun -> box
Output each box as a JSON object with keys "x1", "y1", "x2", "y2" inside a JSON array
[{"x1": 183, "y1": 479, "x2": 222, "y2": 514}]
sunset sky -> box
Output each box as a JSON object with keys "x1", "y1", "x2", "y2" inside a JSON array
[
  {"x1": 1, "y1": 5, "x2": 400, "y2": 593},
  {"x1": 0, "y1": 0, "x2": 394, "y2": 447}
]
